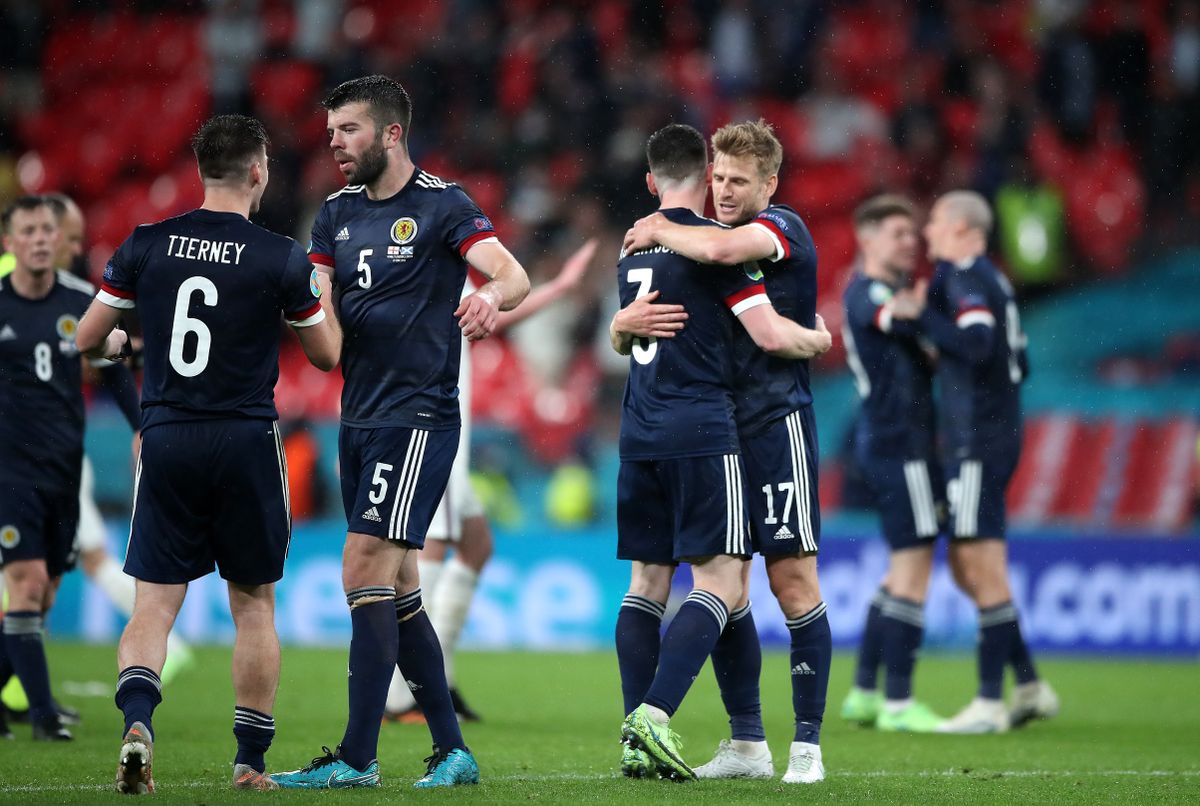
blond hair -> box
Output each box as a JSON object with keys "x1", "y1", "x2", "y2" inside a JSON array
[{"x1": 711, "y1": 118, "x2": 783, "y2": 179}]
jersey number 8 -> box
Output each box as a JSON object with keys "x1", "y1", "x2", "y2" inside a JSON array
[{"x1": 169, "y1": 276, "x2": 219, "y2": 377}]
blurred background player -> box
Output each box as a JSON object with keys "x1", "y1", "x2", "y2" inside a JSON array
[
  {"x1": 839, "y1": 194, "x2": 945, "y2": 732},
  {"x1": 0, "y1": 195, "x2": 100, "y2": 741},
  {"x1": 889, "y1": 191, "x2": 1058, "y2": 733},
  {"x1": 0, "y1": 193, "x2": 193, "y2": 727},
  {"x1": 385, "y1": 238, "x2": 598, "y2": 724},
  {"x1": 612, "y1": 123, "x2": 828, "y2": 782},
  {"x1": 271, "y1": 75, "x2": 528, "y2": 791},
  {"x1": 77, "y1": 113, "x2": 341, "y2": 793},
  {"x1": 623, "y1": 120, "x2": 834, "y2": 784}
]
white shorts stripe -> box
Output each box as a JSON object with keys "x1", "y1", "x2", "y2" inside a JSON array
[
  {"x1": 955, "y1": 461, "x2": 982, "y2": 537},
  {"x1": 124, "y1": 457, "x2": 143, "y2": 565},
  {"x1": 727, "y1": 456, "x2": 745, "y2": 555},
  {"x1": 786, "y1": 412, "x2": 817, "y2": 552},
  {"x1": 395, "y1": 430, "x2": 429, "y2": 542},
  {"x1": 387, "y1": 430, "x2": 424, "y2": 542},
  {"x1": 904, "y1": 460, "x2": 937, "y2": 537},
  {"x1": 272, "y1": 422, "x2": 293, "y2": 554},
  {"x1": 723, "y1": 455, "x2": 735, "y2": 555}
]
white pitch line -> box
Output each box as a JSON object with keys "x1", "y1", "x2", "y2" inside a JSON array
[{"x1": 2, "y1": 769, "x2": 1198, "y2": 792}]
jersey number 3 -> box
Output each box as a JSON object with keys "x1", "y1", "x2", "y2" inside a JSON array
[
  {"x1": 626, "y1": 268, "x2": 657, "y2": 365},
  {"x1": 169, "y1": 276, "x2": 219, "y2": 377}
]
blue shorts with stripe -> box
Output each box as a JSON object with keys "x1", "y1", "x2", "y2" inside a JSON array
[
  {"x1": 946, "y1": 451, "x2": 1019, "y2": 540},
  {"x1": 617, "y1": 453, "x2": 750, "y2": 564},
  {"x1": 741, "y1": 407, "x2": 820, "y2": 555},
  {"x1": 860, "y1": 453, "x2": 946, "y2": 550},
  {"x1": 124, "y1": 419, "x2": 291, "y2": 585},
  {"x1": 339, "y1": 424, "x2": 458, "y2": 549}
]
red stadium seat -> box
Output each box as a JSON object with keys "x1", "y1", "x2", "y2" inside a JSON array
[{"x1": 252, "y1": 61, "x2": 322, "y2": 123}]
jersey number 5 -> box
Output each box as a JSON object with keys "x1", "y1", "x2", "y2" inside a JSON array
[
  {"x1": 169, "y1": 276, "x2": 219, "y2": 378},
  {"x1": 626, "y1": 267, "x2": 657, "y2": 365}
]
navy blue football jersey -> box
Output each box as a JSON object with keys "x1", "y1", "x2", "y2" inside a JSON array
[
  {"x1": 842, "y1": 273, "x2": 937, "y2": 459},
  {"x1": 618, "y1": 208, "x2": 768, "y2": 460},
  {"x1": 309, "y1": 169, "x2": 497, "y2": 431},
  {"x1": 0, "y1": 271, "x2": 94, "y2": 488},
  {"x1": 731, "y1": 204, "x2": 819, "y2": 435},
  {"x1": 921, "y1": 255, "x2": 1028, "y2": 458},
  {"x1": 99, "y1": 209, "x2": 324, "y2": 429}
]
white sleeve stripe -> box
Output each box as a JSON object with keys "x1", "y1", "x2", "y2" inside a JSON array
[
  {"x1": 730, "y1": 293, "x2": 771, "y2": 316},
  {"x1": 957, "y1": 310, "x2": 996, "y2": 329},
  {"x1": 747, "y1": 221, "x2": 785, "y2": 262},
  {"x1": 876, "y1": 304, "x2": 894, "y2": 333},
  {"x1": 287, "y1": 308, "x2": 326, "y2": 328},
  {"x1": 96, "y1": 289, "x2": 135, "y2": 309}
]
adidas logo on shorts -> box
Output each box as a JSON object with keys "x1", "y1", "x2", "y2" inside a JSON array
[
  {"x1": 361, "y1": 506, "x2": 382, "y2": 522},
  {"x1": 791, "y1": 662, "x2": 816, "y2": 676},
  {"x1": 335, "y1": 227, "x2": 351, "y2": 241},
  {"x1": 774, "y1": 525, "x2": 795, "y2": 540}
]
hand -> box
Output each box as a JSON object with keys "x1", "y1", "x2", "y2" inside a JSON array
[
  {"x1": 890, "y1": 278, "x2": 928, "y2": 320},
  {"x1": 131, "y1": 431, "x2": 142, "y2": 466},
  {"x1": 552, "y1": 238, "x2": 598, "y2": 292},
  {"x1": 614, "y1": 290, "x2": 688, "y2": 339},
  {"x1": 622, "y1": 212, "x2": 666, "y2": 254},
  {"x1": 455, "y1": 286, "x2": 502, "y2": 341},
  {"x1": 105, "y1": 329, "x2": 130, "y2": 361},
  {"x1": 813, "y1": 313, "x2": 833, "y2": 355}
]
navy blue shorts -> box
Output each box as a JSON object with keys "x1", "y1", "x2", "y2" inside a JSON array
[
  {"x1": 339, "y1": 425, "x2": 458, "y2": 549},
  {"x1": 860, "y1": 455, "x2": 945, "y2": 550},
  {"x1": 946, "y1": 453, "x2": 1019, "y2": 540},
  {"x1": 617, "y1": 453, "x2": 751, "y2": 564},
  {"x1": 124, "y1": 419, "x2": 291, "y2": 585},
  {"x1": 0, "y1": 476, "x2": 80, "y2": 577},
  {"x1": 741, "y1": 407, "x2": 820, "y2": 556}
]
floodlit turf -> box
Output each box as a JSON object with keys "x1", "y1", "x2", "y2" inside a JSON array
[{"x1": 1, "y1": 644, "x2": 1197, "y2": 804}]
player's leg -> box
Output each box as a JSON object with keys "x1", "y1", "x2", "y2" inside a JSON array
[
  {"x1": 433, "y1": 511, "x2": 491, "y2": 720},
  {"x1": 77, "y1": 455, "x2": 193, "y2": 686},
  {"x1": 2, "y1": 559, "x2": 63, "y2": 738},
  {"x1": 227, "y1": 582, "x2": 281, "y2": 791},
  {"x1": 843, "y1": 582, "x2": 888, "y2": 724},
  {"x1": 614, "y1": 559, "x2": 671, "y2": 779},
  {"x1": 114, "y1": 580, "x2": 186, "y2": 795},
  {"x1": 697, "y1": 559, "x2": 773, "y2": 780},
  {"x1": 870, "y1": 457, "x2": 943, "y2": 731}
]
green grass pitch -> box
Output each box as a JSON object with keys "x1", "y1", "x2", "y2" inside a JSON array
[{"x1": 0, "y1": 644, "x2": 1197, "y2": 803}]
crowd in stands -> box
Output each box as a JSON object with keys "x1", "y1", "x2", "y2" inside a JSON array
[{"x1": 2, "y1": 0, "x2": 1198, "y2": 480}]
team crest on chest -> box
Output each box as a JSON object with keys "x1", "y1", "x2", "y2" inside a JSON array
[
  {"x1": 390, "y1": 217, "x2": 418, "y2": 245},
  {"x1": 56, "y1": 314, "x2": 78, "y2": 340},
  {"x1": 0, "y1": 525, "x2": 19, "y2": 549}
]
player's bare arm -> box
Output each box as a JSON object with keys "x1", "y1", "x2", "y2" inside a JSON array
[
  {"x1": 496, "y1": 238, "x2": 597, "y2": 331},
  {"x1": 457, "y1": 240, "x2": 531, "y2": 341},
  {"x1": 76, "y1": 299, "x2": 129, "y2": 360},
  {"x1": 622, "y1": 212, "x2": 777, "y2": 266},
  {"x1": 608, "y1": 290, "x2": 689, "y2": 356},
  {"x1": 738, "y1": 305, "x2": 832, "y2": 359},
  {"x1": 293, "y1": 270, "x2": 341, "y2": 371}
]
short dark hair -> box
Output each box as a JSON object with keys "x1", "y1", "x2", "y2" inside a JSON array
[
  {"x1": 190, "y1": 114, "x2": 270, "y2": 182},
  {"x1": 646, "y1": 124, "x2": 708, "y2": 185},
  {"x1": 322, "y1": 75, "x2": 413, "y2": 146},
  {"x1": 853, "y1": 194, "x2": 916, "y2": 231},
  {"x1": 1, "y1": 195, "x2": 53, "y2": 234}
]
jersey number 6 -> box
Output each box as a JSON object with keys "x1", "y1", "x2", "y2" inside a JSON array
[{"x1": 169, "y1": 276, "x2": 219, "y2": 378}]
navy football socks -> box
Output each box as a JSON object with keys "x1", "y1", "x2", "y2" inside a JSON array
[
  {"x1": 787, "y1": 601, "x2": 831, "y2": 745},
  {"x1": 880, "y1": 595, "x2": 925, "y2": 701},
  {"x1": 643, "y1": 590, "x2": 729, "y2": 717},
  {"x1": 977, "y1": 601, "x2": 1023, "y2": 699},
  {"x1": 233, "y1": 706, "x2": 275, "y2": 773},
  {"x1": 710, "y1": 602, "x2": 765, "y2": 741},
  {"x1": 115, "y1": 666, "x2": 162, "y2": 738},
  {"x1": 853, "y1": 587, "x2": 888, "y2": 691},
  {"x1": 4, "y1": 611, "x2": 54, "y2": 722},
  {"x1": 394, "y1": 588, "x2": 465, "y2": 753},
  {"x1": 615, "y1": 594, "x2": 665, "y2": 716},
  {"x1": 339, "y1": 586, "x2": 398, "y2": 771}
]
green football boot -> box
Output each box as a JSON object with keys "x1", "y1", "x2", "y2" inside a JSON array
[
  {"x1": 620, "y1": 741, "x2": 656, "y2": 779},
  {"x1": 840, "y1": 687, "x2": 882, "y2": 726},
  {"x1": 876, "y1": 701, "x2": 945, "y2": 733},
  {"x1": 620, "y1": 705, "x2": 695, "y2": 782}
]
